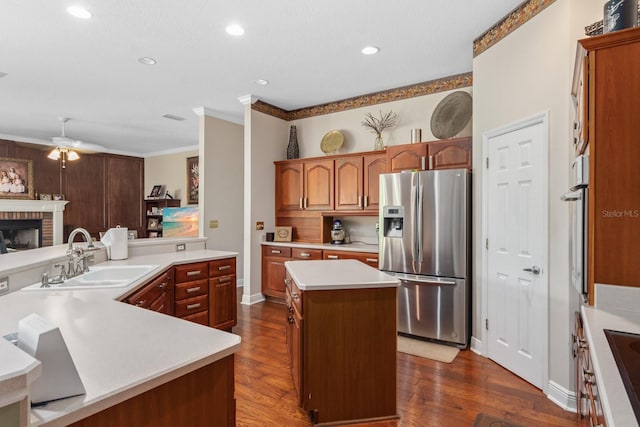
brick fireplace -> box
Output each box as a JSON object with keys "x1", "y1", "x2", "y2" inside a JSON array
[{"x1": 0, "y1": 200, "x2": 68, "y2": 247}]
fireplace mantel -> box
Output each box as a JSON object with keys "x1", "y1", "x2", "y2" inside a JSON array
[{"x1": 0, "y1": 200, "x2": 69, "y2": 245}]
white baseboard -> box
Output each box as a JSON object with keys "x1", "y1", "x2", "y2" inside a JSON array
[
  {"x1": 470, "y1": 336, "x2": 483, "y2": 356},
  {"x1": 547, "y1": 380, "x2": 577, "y2": 413},
  {"x1": 241, "y1": 291, "x2": 265, "y2": 305}
]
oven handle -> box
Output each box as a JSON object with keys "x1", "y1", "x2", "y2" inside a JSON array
[{"x1": 561, "y1": 191, "x2": 582, "y2": 202}]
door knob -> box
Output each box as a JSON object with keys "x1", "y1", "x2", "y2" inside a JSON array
[{"x1": 523, "y1": 266, "x2": 541, "y2": 275}]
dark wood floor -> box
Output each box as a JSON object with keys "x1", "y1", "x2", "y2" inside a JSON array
[{"x1": 233, "y1": 300, "x2": 576, "y2": 427}]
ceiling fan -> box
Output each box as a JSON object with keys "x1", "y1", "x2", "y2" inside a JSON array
[{"x1": 50, "y1": 116, "x2": 105, "y2": 153}]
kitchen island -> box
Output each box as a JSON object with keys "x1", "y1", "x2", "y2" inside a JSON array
[
  {"x1": 0, "y1": 246, "x2": 240, "y2": 427},
  {"x1": 285, "y1": 259, "x2": 399, "y2": 426}
]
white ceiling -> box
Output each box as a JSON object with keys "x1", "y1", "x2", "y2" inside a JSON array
[{"x1": 0, "y1": 0, "x2": 523, "y2": 157}]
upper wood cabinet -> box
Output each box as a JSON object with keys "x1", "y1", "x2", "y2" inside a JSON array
[
  {"x1": 276, "y1": 158, "x2": 334, "y2": 212},
  {"x1": 386, "y1": 138, "x2": 471, "y2": 172},
  {"x1": 335, "y1": 153, "x2": 386, "y2": 212},
  {"x1": 579, "y1": 27, "x2": 640, "y2": 298},
  {"x1": 386, "y1": 143, "x2": 427, "y2": 172}
]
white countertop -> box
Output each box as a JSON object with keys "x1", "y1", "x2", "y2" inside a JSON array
[
  {"x1": 581, "y1": 305, "x2": 640, "y2": 427},
  {"x1": 261, "y1": 240, "x2": 378, "y2": 254},
  {"x1": 284, "y1": 259, "x2": 398, "y2": 291},
  {"x1": 0, "y1": 248, "x2": 241, "y2": 427}
]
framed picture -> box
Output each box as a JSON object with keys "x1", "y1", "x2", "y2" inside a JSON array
[
  {"x1": 187, "y1": 156, "x2": 199, "y2": 205},
  {"x1": 0, "y1": 157, "x2": 34, "y2": 199},
  {"x1": 53, "y1": 194, "x2": 65, "y2": 201},
  {"x1": 149, "y1": 185, "x2": 163, "y2": 198},
  {"x1": 39, "y1": 193, "x2": 52, "y2": 200},
  {"x1": 147, "y1": 217, "x2": 159, "y2": 230},
  {"x1": 274, "y1": 226, "x2": 292, "y2": 242},
  {"x1": 127, "y1": 230, "x2": 138, "y2": 240}
]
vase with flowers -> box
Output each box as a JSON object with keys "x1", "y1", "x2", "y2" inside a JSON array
[{"x1": 361, "y1": 110, "x2": 399, "y2": 151}]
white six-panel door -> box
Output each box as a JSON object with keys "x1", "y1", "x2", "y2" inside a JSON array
[{"x1": 485, "y1": 113, "x2": 548, "y2": 389}]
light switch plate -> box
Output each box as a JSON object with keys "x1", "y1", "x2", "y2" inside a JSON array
[
  {"x1": 0, "y1": 277, "x2": 8, "y2": 295},
  {"x1": 209, "y1": 220, "x2": 219, "y2": 228}
]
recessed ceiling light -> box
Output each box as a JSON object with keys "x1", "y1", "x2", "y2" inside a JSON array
[
  {"x1": 67, "y1": 6, "x2": 92, "y2": 19},
  {"x1": 255, "y1": 79, "x2": 269, "y2": 86},
  {"x1": 225, "y1": 24, "x2": 245, "y2": 36},
  {"x1": 361, "y1": 46, "x2": 380, "y2": 55},
  {"x1": 138, "y1": 57, "x2": 157, "y2": 65}
]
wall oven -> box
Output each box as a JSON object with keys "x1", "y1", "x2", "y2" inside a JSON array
[{"x1": 562, "y1": 155, "x2": 589, "y2": 300}]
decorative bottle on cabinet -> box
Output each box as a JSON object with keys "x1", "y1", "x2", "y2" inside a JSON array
[{"x1": 287, "y1": 125, "x2": 299, "y2": 160}]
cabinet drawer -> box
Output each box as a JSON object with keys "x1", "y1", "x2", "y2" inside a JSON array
[
  {"x1": 324, "y1": 250, "x2": 379, "y2": 266},
  {"x1": 175, "y1": 278, "x2": 208, "y2": 300},
  {"x1": 126, "y1": 272, "x2": 169, "y2": 308},
  {"x1": 175, "y1": 262, "x2": 209, "y2": 283},
  {"x1": 292, "y1": 248, "x2": 322, "y2": 260},
  {"x1": 149, "y1": 292, "x2": 169, "y2": 313},
  {"x1": 210, "y1": 274, "x2": 235, "y2": 287},
  {"x1": 285, "y1": 273, "x2": 303, "y2": 315},
  {"x1": 175, "y1": 294, "x2": 209, "y2": 317},
  {"x1": 209, "y1": 258, "x2": 236, "y2": 278},
  {"x1": 264, "y1": 246, "x2": 292, "y2": 258},
  {"x1": 182, "y1": 310, "x2": 209, "y2": 326}
]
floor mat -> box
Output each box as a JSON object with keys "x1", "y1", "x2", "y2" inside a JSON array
[{"x1": 397, "y1": 336, "x2": 459, "y2": 363}]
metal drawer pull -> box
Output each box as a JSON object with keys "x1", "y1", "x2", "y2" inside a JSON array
[
  {"x1": 365, "y1": 258, "x2": 377, "y2": 263},
  {"x1": 299, "y1": 198, "x2": 303, "y2": 209},
  {"x1": 186, "y1": 303, "x2": 201, "y2": 310},
  {"x1": 218, "y1": 277, "x2": 232, "y2": 283},
  {"x1": 186, "y1": 270, "x2": 202, "y2": 276},
  {"x1": 218, "y1": 265, "x2": 231, "y2": 270},
  {"x1": 300, "y1": 252, "x2": 311, "y2": 257},
  {"x1": 271, "y1": 250, "x2": 282, "y2": 254},
  {"x1": 364, "y1": 195, "x2": 368, "y2": 207},
  {"x1": 157, "y1": 282, "x2": 166, "y2": 289},
  {"x1": 327, "y1": 255, "x2": 339, "y2": 259},
  {"x1": 284, "y1": 278, "x2": 292, "y2": 285},
  {"x1": 358, "y1": 196, "x2": 363, "y2": 209},
  {"x1": 291, "y1": 292, "x2": 299, "y2": 300},
  {"x1": 186, "y1": 286, "x2": 201, "y2": 293},
  {"x1": 135, "y1": 300, "x2": 146, "y2": 307}
]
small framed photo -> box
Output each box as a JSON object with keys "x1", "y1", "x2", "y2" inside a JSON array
[
  {"x1": 39, "y1": 193, "x2": 52, "y2": 200},
  {"x1": 274, "y1": 226, "x2": 292, "y2": 242},
  {"x1": 147, "y1": 218, "x2": 159, "y2": 230},
  {"x1": 53, "y1": 194, "x2": 65, "y2": 201},
  {"x1": 149, "y1": 185, "x2": 164, "y2": 198},
  {"x1": 127, "y1": 230, "x2": 138, "y2": 240}
]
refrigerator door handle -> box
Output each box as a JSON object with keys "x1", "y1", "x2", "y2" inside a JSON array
[
  {"x1": 411, "y1": 180, "x2": 418, "y2": 272},
  {"x1": 387, "y1": 272, "x2": 457, "y2": 286},
  {"x1": 416, "y1": 181, "x2": 423, "y2": 270}
]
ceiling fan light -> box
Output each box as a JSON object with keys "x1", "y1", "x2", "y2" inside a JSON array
[
  {"x1": 48, "y1": 148, "x2": 61, "y2": 160},
  {"x1": 68, "y1": 150, "x2": 80, "y2": 161}
]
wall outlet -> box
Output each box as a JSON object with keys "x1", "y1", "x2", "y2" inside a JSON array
[
  {"x1": 0, "y1": 277, "x2": 8, "y2": 295},
  {"x1": 209, "y1": 220, "x2": 219, "y2": 229},
  {"x1": 176, "y1": 243, "x2": 186, "y2": 252}
]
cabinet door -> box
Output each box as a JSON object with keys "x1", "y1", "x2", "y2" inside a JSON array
[
  {"x1": 275, "y1": 162, "x2": 304, "y2": 211},
  {"x1": 209, "y1": 274, "x2": 237, "y2": 330},
  {"x1": 335, "y1": 157, "x2": 363, "y2": 211},
  {"x1": 428, "y1": 137, "x2": 471, "y2": 170},
  {"x1": 262, "y1": 246, "x2": 291, "y2": 299},
  {"x1": 303, "y1": 159, "x2": 334, "y2": 210},
  {"x1": 386, "y1": 143, "x2": 428, "y2": 172},
  {"x1": 363, "y1": 153, "x2": 387, "y2": 211}
]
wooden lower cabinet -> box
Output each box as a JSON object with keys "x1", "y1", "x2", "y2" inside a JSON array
[
  {"x1": 285, "y1": 271, "x2": 397, "y2": 425},
  {"x1": 262, "y1": 245, "x2": 378, "y2": 300},
  {"x1": 124, "y1": 269, "x2": 174, "y2": 316},
  {"x1": 124, "y1": 257, "x2": 237, "y2": 331},
  {"x1": 68, "y1": 355, "x2": 235, "y2": 427}
]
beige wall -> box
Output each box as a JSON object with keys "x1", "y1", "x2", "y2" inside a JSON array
[
  {"x1": 292, "y1": 88, "x2": 472, "y2": 158},
  {"x1": 473, "y1": 0, "x2": 602, "y2": 404},
  {"x1": 198, "y1": 114, "x2": 244, "y2": 281},
  {"x1": 243, "y1": 109, "x2": 288, "y2": 304},
  {"x1": 144, "y1": 149, "x2": 198, "y2": 203}
]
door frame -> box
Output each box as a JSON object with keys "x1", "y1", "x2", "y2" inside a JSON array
[{"x1": 480, "y1": 111, "x2": 550, "y2": 392}]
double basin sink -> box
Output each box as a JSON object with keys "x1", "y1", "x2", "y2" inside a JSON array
[{"x1": 22, "y1": 265, "x2": 159, "y2": 291}]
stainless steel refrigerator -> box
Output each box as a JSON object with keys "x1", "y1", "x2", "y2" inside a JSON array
[{"x1": 379, "y1": 169, "x2": 470, "y2": 348}]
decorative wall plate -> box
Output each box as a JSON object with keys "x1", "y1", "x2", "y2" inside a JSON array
[
  {"x1": 320, "y1": 130, "x2": 344, "y2": 154},
  {"x1": 430, "y1": 91, "x2": 472, "y2": 139}
]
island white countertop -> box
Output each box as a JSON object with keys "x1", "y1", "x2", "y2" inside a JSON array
[
  {"x1": 0, "y1": 248, "x2": 241, "y2": 427},
  {"x1": 261, "y1": 240, "x2": 378, "y2": 254},
  {"x1": 285, "y1": 259, "x2": 398, "y2": 291},
  {"x1": 581, "y1": 305, "x2": 640, "y2": 427}
]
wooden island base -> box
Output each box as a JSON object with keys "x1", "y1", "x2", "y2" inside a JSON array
[{"x1": 68, "y1": 355, "x2": 235, "y2": 427}]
